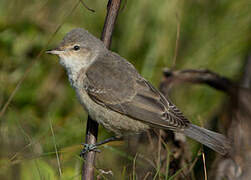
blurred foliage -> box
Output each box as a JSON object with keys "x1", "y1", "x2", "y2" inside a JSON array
[{"x1": 0, "y1": 0, "x2": 251, "y2": 179}]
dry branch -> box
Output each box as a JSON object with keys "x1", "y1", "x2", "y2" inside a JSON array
[
  {"x1": 161, "y1": 68, "x2": 237, "y2": 95},
  {"x1": 160, "y1": 67, "x2": 251, "y2": 180},
  {"x1": 82, "y1": 1, "x2": 121, "y2": 180}
]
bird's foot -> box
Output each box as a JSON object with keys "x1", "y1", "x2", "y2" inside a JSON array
[
  {"x1": 80, "y1": 143, "x2": 101, "y2": 157},
  {"x1": 80, "y1": 137, "x2": 122, "y2": 157}
]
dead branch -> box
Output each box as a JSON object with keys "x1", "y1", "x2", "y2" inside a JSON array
[
  {"x1": 160, "y1": 66, "x2": 251, "y2": 180},
  {"x1": 161, "y1": 68, "x2": 238, "y2": 95},
  {"x1": 82, "y1": 1, "x2": 121, "y2": 180}
]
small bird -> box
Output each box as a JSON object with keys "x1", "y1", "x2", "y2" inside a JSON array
[{"x1": 47, "y1": 28, "x2": 231, "y2": 155}]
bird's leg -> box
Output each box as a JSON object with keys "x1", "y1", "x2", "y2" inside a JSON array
[{"x1": 80, "y1": 137, "x2": 122, "y2": 156}]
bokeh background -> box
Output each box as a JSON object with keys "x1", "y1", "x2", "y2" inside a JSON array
[{"x1": 1, "y1": 0, "x2": 251, "y2": 179}]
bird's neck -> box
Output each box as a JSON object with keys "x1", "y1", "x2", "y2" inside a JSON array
[
  {"x1": 66, "y1": 68, "x2": 81, "y2": 87},
  {"x1": 63, "y1": 53, "x2": 99, "y2": 88},
  {"x1": 60, "y1": 49, "x2": 107, "y2": 88}
]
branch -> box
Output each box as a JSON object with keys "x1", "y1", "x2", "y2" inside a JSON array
[
  {"x1": 161, "y1": 68, "x2": 238, "y2": 95},
  {"x1": 82, "y1": 1, "x2": 121, "y2": 180},
  {"x1": 159, "y1": 68, "x2": 241, "y2": 178},
  {"x1": 101, "y1": 0, "x2": 121, "y2": 47}
]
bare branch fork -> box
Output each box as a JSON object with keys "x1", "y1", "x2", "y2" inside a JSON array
[{"x1": 82, "y1": 0, "x2": 122, "y2": 180}]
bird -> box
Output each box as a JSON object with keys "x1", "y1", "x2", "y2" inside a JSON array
[{"x1": 46, "y1": 28, "x2": 231, "y2": 155}]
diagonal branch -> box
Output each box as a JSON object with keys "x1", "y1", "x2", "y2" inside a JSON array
[
  {"x1": 82, "y1": 1, "x2": 122, "y2": 180},
  {"x1": 161, "y1": 68, "x2": 238, "y2": 95}
]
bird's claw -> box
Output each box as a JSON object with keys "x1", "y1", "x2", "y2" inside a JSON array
[{"x1": 80, "y1": 143, "x2": 101, "y2": 157}]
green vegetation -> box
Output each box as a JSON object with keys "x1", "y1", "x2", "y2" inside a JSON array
[{"x1": 0, "y1": 0, "x2": 251, "y2": 179}]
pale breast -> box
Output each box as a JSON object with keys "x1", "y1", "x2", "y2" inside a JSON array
[{"x1": 74, "y1": 77, "x2": 150, "y2": 137}]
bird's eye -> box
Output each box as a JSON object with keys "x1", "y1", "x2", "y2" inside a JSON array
[{"x1": 73, "y1": 45, "x2": 80, "y2": 51}]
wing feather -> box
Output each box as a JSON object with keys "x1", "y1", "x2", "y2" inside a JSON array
[{"x1": 85, "y1": 52, "x2": 190, "y2": 130}]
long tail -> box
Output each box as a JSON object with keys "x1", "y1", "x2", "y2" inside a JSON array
[{"x1": 183, "y1": 124, "x2": 231, "y2": 155}]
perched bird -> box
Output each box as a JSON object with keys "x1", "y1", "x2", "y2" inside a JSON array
[{"x1": 47, "y1": 28, "x2": 231, "y2": 155}]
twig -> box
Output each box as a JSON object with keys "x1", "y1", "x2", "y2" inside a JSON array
[
  {"x1": 202, "y1": 150, "x2": 207, "y2": 180},
  {"x1": 82, "y1": 117, "x2": 99, "y2": 180},
  {"x1": 143, "y1": 172, "x2": 151, "y2": 180},
  {"x1": 82, "y1": 1, "x2": 121, "y2": 180},
  {"x1": 0, "y1": 1, "x2": 80, "y2": 119},
  {"x1": 187, "y1": 149, "x2": 201, "y2": 174},
  {"x1": 100, "y1": 0, "x2": 121, "y2": 47},
  {"x1": 79, "y1": 0, "x2": 95, "y2": 13},
  {"x1": 132, "y1": 153, "x2": 138, "y2": 180},
  {"x1": 172, "y1": 16, "x2": 180, "y2": 69},
  {"x1": 49, "y1": 119, "x2": 62, "y2": 176},
  {"x1": 162, "y1": 68, "x2": 237, "y2": 95}
]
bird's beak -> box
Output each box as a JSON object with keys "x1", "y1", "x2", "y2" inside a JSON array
[{"x1": 46, "y1": 48, "x2": 63, "y2": 55}]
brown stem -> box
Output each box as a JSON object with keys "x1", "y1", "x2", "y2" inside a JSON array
[
  {"x1": 82, "y1": 0, "x2": 121, "y2": 180},
  {"x1": 82, "y1": 117, "x2": 99, "y2": 180},
  {"x1": 101, "y1": 0, "x2": 121, "y2": 47},
  {"x1": 161, "y1": 68, "x2": 238, "y2": 95}
]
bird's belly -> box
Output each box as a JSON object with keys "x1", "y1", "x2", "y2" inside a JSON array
[{"x1": 76, "y1": 89, "x2": 150, "y2": 137}]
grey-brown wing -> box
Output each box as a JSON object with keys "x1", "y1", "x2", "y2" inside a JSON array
[
  {"x1": 85, "y1": 52, "x2": 190, "y2": 130},
  {"x1": 85, "y1": 52, "x2": 137, "y2": 104}
]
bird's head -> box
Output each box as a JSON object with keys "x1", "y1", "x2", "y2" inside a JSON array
[{"x1": 46, "y1": 28, "x2": 105, "y2": 72}]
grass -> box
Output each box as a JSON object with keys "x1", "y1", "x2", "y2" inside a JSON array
[{"x1": 0, "y1": 0, "x2": 251, "y2": 179}]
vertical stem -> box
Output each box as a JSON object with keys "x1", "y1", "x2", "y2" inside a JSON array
[
  {"x1": 82, "y1": 117, "x2": 99, "y2": 179},
  {"x1": 82, "y1": 0, "x2": 121, "y2": 180},
  {"x1": 101, "y1": 0, "x2": 121, "y2": 47}
]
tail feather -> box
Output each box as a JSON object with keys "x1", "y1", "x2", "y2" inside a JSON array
[{"x1": 183, "y1": 124, "x2": 231, "y2": 155}]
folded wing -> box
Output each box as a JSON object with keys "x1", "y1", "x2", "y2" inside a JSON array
[{"x1": 85, "y1": 51, "x2": 190, "y2": 130}]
